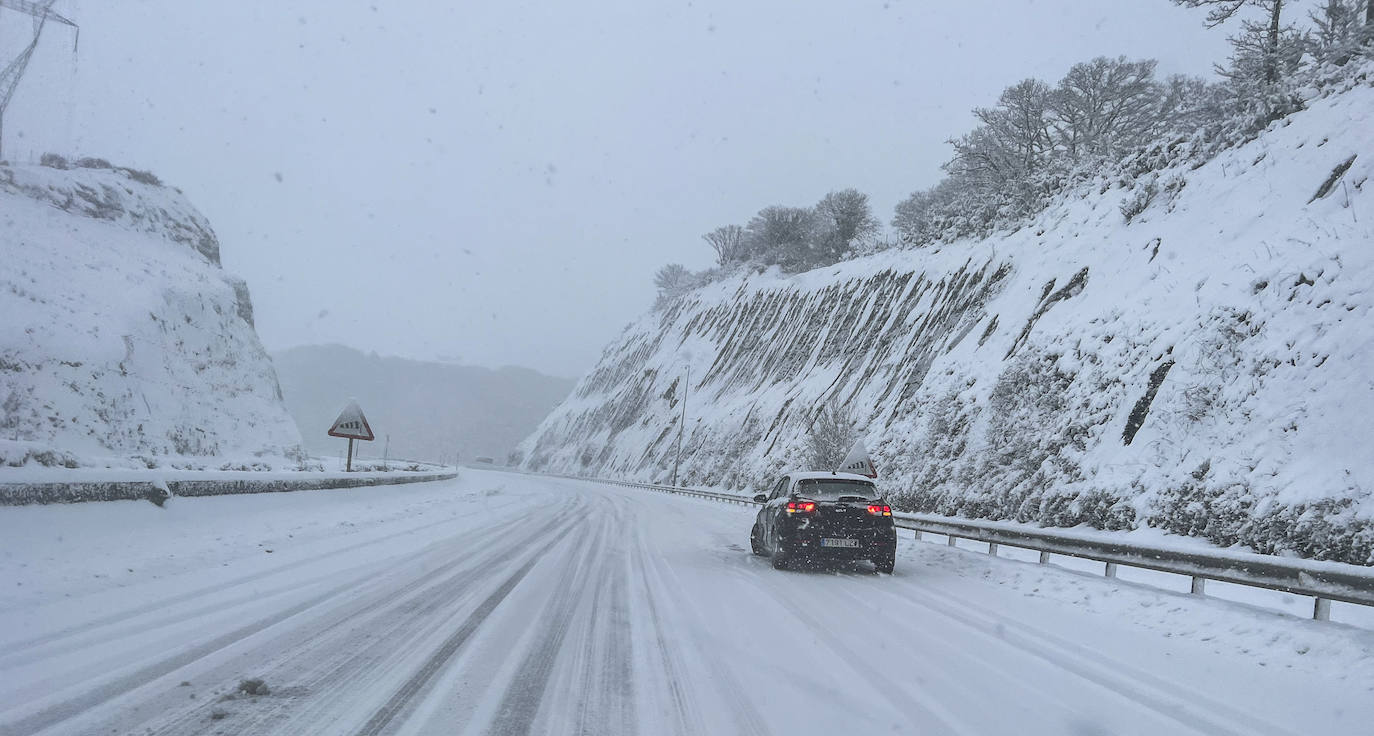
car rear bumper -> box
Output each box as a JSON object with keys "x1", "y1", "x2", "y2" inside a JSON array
[{"x1": 781, "y1": 528, "x2": 895, "y2": 558}]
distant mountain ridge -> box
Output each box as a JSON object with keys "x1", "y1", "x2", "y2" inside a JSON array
[{"x1": 272, "y1": 344, "x2": 571, "y2": 465}]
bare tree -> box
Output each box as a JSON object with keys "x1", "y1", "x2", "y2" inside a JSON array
[
  {"x1": 702, "y1": 224, "x2": 746, "y2": 266},
  {"x1": 806, "y1": 404, "x2": 860, "y2": 470}
]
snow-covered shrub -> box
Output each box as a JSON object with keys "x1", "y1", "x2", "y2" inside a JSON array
[{"x1": 1120, "y1": 177, "x2": 1159, "y2": 223}]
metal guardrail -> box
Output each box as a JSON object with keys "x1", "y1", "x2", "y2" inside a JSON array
[{"x1": 553, "y1": 473, "x2": 1374, "y2": 621}]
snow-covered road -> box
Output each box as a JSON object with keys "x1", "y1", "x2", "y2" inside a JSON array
[{"x1": 1, "y1": 470, "x2": 1371, "y2": 735}]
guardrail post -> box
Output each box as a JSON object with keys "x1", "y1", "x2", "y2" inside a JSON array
[
  {"x1": 1038, "y1": 551, "x2": 1050, "y2": 564},
  {"x1": 1313, "y1": 597, "x2": 1331, "y2": 621},
  {"x1": 987, "y1": 542, "x2": 998, "y2": 557},
  {"x1": 1191, "y1": 576, "x2": 1206, "y2": 596},
  {"x1": 1104, "y1": 562, "x2": 1118, "y2": 578},
  {"x1": 947, "y1": 535, "x2": 958, "y2": 547},
  {"x1": 912, "y1": 530, "x2": 922, "y2": 541}
]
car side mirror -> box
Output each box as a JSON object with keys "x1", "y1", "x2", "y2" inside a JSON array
[{"x1": 753, "y1": 493, "x2": 767, "y2": 503}]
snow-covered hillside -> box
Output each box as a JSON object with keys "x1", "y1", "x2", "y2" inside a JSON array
[
  {"x1": 0, "y1": 163, "x2": 304, "y2": 470},
  {"x1": 520, "y1": 83, "x2": 1374, "y2": 564}
]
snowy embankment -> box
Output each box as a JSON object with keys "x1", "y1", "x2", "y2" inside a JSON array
[
  {"x1": 521, "y1": 83, "x2": 1374, "y2": 564},
  {"x1": 0, "y1": 162, "x2": 303, "y2": 472}
]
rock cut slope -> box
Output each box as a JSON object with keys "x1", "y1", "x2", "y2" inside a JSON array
[
  {"x1": 521, "y1": 83, "x2": 1374, "y2": 564},
  {"x1": 0, "y1": 163, "x2": 303, "y2": 469}
]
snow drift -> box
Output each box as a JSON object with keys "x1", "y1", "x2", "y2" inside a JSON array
[
  {"x1": 520, "y1": 83, "x2": 1374, "y2": 564},
  {"x1": 0, "y1": 162, "x2": 304, "y2": 469}
]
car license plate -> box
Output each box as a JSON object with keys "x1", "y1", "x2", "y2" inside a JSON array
[{"x1": 821, "y1": 538, "x2": 859, "y2": 548}]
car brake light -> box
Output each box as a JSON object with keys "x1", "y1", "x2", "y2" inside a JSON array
[
  {"x1": 867, "y1": 504, "x2": 892, "y2": 517},
  {"x1": 786, "y1": 501, "x2": 816, "y2": 514}
]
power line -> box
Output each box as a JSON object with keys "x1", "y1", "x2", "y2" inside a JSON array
[{"x1": 0, "y1": 0, "x2": 78, "y2": 160}]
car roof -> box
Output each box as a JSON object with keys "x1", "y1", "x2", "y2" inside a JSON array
[{"x1": 785, "y1": 471, "x2": 876, "y2": 484}]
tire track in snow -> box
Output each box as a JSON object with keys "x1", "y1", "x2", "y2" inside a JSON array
[
  {"x1": 626, "y1": 525, "x2": 705, "y2": 736},
  {"x1": 351, "y1": 529, "x2": 572, "y2": 736},
  {"x1": 0, "y1": 503, "x2": 510, "y2": 661},
  {"x1": 136, "y1": 511, "x2": 580, "y2": 736},
  {"x1": 891, "y1": 584, "x2": 1301, "y2": 736},
  {"x1": 1, "y1": 506, "x2": 580, "y2": 736},
  {"x1": 594, "y1": 568, "x2": 637, "y2": 735},
  {"x1": 757, "y1": 575, "x2": 978, "y2": 736},
  {"x1": 585, "y1": 493, "x2": 637, "y2": 736},
  {"x1": 484, "y1": 517, "x2": 609, "y2": 736},
  {"x1": 562, "y1": 521, "x2": 636, "y2": 736},
  {"x1": 633, "y1": 533, "x2": 769, "y2": 736},
  {"x1": 0, "y1": 573, "x2": 379, "y2": 736}
]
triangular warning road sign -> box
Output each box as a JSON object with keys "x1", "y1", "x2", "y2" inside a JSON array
[
  {"x1": 327, "y1": 399, "x2": 375, "y2": 441},
  {"x1": 836, "y1": 440, "x2": 877, "y2": 478}
]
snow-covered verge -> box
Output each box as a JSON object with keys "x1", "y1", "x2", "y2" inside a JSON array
[
  {"x1": 0, "y1": 468, "x2": 458, "y2": 505},
  {"x1": 521, "y1": 83, "x2": 1374, "y2": 565},
  {"x1": 0, "y1": 163, "x2": 304, "y2": 471}
]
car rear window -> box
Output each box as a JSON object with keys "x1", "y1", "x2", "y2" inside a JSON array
[{"x1": 796, "y1": 479, "x2": 878, "y2": 501}]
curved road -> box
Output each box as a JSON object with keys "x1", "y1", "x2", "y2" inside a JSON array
[{"x1": 1, "y1": 471, "x2": 1371, "y2": 735}]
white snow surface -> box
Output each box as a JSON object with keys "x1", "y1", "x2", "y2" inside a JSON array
[
  {"x1": 0, "y1": 164, "x2": 303, "y2": 470},
  {"x1": 0, "y1": 470, "x2": 1370, "y2": 735},
  {"x1": 520, "y1": 83, "x2": 1374, "y2": 563}
]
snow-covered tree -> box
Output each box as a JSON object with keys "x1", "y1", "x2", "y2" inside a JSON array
[
  {"x1": 950, "y1": 79, "x2": 1056, "y2": 184},
  {"x1": 1173, "y1": 1, "x2": 1301, "y2": 85},
  {"x1": 1309, "y1": 0, "x2": 1373, "y2": 62},
  {"x1": 1156, "y1": 74, "x2": 1230, "y2": 137},
  {"x1": 814, "y1": 189, "x2": 879, "y2": 262},
  {"x1": 1050, "y1": 57, "x2": 1165, "y2": 161},
  {"x1": 653, "y1": 263, "x2": 693, "y2": 308},
  {"x1": 1217, "y1": 16, "x2": 1308, "y2": 124},
  {"x1": 744, "y1": 205, "x2": 820, "y2": 272}
]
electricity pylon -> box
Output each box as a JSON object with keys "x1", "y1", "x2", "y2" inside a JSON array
[{"x1": 0, "y1": 0, "x2": 78, "y2": 160}]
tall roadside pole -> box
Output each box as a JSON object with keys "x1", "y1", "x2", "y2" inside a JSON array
[{"x1": 672, "y1": 364, "x2": 689, "y2": 487}]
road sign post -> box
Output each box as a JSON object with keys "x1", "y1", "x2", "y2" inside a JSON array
[{"x1": 327, "y1": 399, "x2": 375, "y2": 472}]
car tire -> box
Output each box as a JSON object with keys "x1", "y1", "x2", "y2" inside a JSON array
[
  {"x1": 771, "y1": 542, "x2": 790, "y2": 571},
  {"x1": 750, "y1": 524, "x2": 765, "y2": 555},
  {"x1": 873, "y1": 549, "x2": 895, "y2": 574}
]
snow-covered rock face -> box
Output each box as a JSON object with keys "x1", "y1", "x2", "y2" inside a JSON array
[
  {"x1": 521, "y1": 84, "x2": 1374, "y2": 564},
  {"x1": 0, "y1": 164, "x2": 303, "y2": 470}
]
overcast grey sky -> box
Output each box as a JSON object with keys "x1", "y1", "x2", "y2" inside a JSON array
[{"x1": 7, "y1": 0, "x2": 1231, "y2": 378}]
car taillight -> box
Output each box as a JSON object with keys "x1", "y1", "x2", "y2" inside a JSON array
[
  {"x1": 867, "y1": 504, "x2": 892, "y2": 517},
  {"x1": 786, "y1": 501, "x2": 816, "y2": 514}
]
